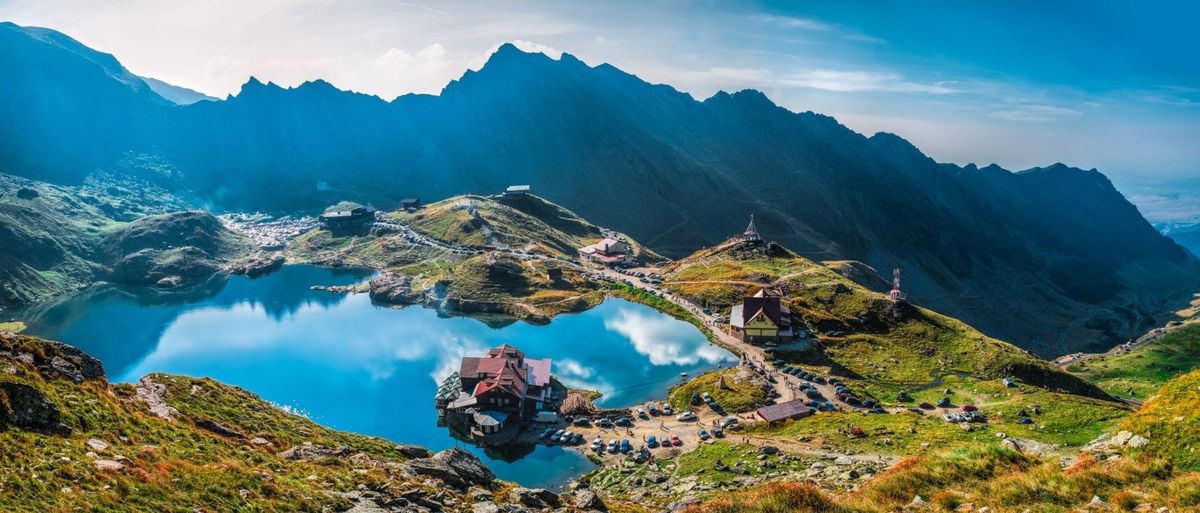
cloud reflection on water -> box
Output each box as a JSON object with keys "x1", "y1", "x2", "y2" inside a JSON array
[{"x1": 603, "y1": 306, "x2": 734, "y2": 367}]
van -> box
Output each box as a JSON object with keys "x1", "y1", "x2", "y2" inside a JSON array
[{"x1": 533, "y1": 411, "x2": 559, "y2": 423}]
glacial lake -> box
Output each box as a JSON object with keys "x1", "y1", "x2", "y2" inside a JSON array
[{"x1": 26, "y1": 265, "x2": 734, "y2": 489}]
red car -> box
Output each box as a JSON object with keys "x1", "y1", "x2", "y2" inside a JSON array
[{"x1": 670, "y1": 434, "x2": 682, "y2": 446}]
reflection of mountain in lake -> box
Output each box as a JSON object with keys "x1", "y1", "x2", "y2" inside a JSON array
[{"x1": 26, "y1": 266, "x2": 373, "y2": 376}]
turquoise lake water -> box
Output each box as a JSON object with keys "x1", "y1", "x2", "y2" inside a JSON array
[{"x1": 26, "y1": 265, "x2": 734, "y2": 489}]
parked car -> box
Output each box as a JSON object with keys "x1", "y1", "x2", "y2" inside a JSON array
[
  {"x1": 690, "y1": 392, "x2": 701, "y2": 406},
  {"x1": 573, "y1": 417, "x2": 591, "y2": 427},
  {"x1": 676, "y1": 411, "x2": 697, "y2": 421},
  {"x1": 591, "y1": 438, "x2": 603, "y2": 451},
  {"x1": 550, "y1": 429, "x2": 566, "y2": 442},
  {"x1": 647, "y1": 436, "x2": 659, "y2": 448},
  {"x1": 615, "y1": 417, "x2": 633, "y2": 427},
  {"x1": 538, "y1": 428, "x2": 556, "y2": 439},
  {"x1": 596, "y1": 418, "x2": 614, "y2": 428},
  {"x1": 636, "y1": 408, "x2": 649, "y2": 420},
  {"x1": 720, "y1": 416, "x2": 740, "y2": 428},
  {"x1": 607, "y1": 440, "x2": 618, "y2": 453},
  {"x1": 697, "y1": 428, "x2": 710, "y2": 441},
  {"x1": 670, "y1": 434, "x2": 682, "y2": 446},
  {"x1": 662, "y1": 404, "x2": 674, "y2": 415},
  {"x1": 647, "y1": 404, "x2": 660, "y2": 416},
  {"x1": 619, "y1": 439, "x2": 632, "y2": 453},
  {"x1": 712, "y1": 427, "x2": 724, "y2": 438}
]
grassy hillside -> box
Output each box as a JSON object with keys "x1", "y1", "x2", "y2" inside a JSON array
[
  {"x1": 0, "y1": 172, "x2": 193, "y2": 311},
  {"x1": 661, "y1": 238, "x2": 1108, "y2": 398},
  {"x1": 101, "y1": 211, "x2": 253, "y2": 286},
  {"x1": 610, "y1": 369, "x2": 1200, "y2": 513},
  {"x1": 677, "y1": 448, "x2": 1199, "y2": 513},
  {"x1": 391, "y1": 194, "x2": 659, "y2": 259},
  {"x1": 1069, "y1": 323, "x2": 1200, "y2": 399},
  {"x1": 1120, "y1": 368, "x2": 1200, "y2": 471},
  {"x1": 656, "y1": 238, "x2": 1128, "y2": 458},
  {"x1": 0, "y1": 333, "x2": 519, "y2": 512},
  {"x1": 287, "y1": 194, "x2": 654, "y2": 323}
]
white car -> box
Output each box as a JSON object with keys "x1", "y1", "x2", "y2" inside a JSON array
[{"x1": 676, "y1": 411, "x2": 697, "y2": 421}]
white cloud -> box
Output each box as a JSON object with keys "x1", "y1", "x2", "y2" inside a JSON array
[
  {"x1": 990, "y1": 104, "x2": 1083, "y2": 122},
  {"x1": 372, "y1": 43, "x2": 454, "y2": 94},
  {"x1": 780, "y1": 69, "x2": 957, "y2": 95},
  {"x1": 755, "y1": 14, "x2": 833, "y2": 31}
]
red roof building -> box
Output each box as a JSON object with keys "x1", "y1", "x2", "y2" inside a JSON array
[{"x1": 456, "y1": 344, "x2": 553, "y2": 422}]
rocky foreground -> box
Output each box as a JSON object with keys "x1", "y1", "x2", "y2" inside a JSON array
[{"x1": 0, "y1": 332, "x2": 606, "y2": 512}]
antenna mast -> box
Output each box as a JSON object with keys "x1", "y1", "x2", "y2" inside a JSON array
[{"x1": 888, "y1": 267, "x2": 904, "y2": 301}]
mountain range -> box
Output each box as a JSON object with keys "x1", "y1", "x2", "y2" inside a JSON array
[{"x1": 1, "y1": 21, "x2": 1197, "y2": 356}]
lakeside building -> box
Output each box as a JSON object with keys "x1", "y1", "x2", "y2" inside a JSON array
[
  {"x1": 504, "y1": 185, "x2": 531, "y2": 196},
  {"x1": 755, "y1": 399, "x2": 811, "y2": 423},
  {"x1": 729, "y1": 288, "x2": 794, "y2": 344},
  {"x1": 435, "y1": 344, "x2": 563, "y2": 441},
  {"x1": 318, "y1": 205, "x2": 375, "y2": 229},
  {"x1": 399, "y1": 198, "x2": 421, "y2": 211},
  {"x1": 578, "y1": 237, "x2": 634, "y2": 267}
]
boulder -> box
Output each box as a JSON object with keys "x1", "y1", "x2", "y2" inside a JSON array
[
  {"x1": 1000, "y1": 437, "x2": 1058, "y2": 456},
  {"x1": 93, "y1": 459, "x2": 124, "y2": 471},
  {"x1": 196, "y1": 419, "x2": 244, "y2": 438},
  {"x1": 573, "y1": 489, "x2": 606, "y2": 511},
  {"x1": 134, "y1": 376, "x2": 178, "y2": 421},
  {"x1": 668, "y1": 496, "x2": 700, "y2": 512},
  {"x1": 406, "y1": 447, "x2": 494, "y2": 489},
  {"x1": 395, "y1": 444, "x2": 432, "y2": 458},
  {"x1": 86, "y1": 438, "x2": 109, "y2": 452},
  {"x1": 0, "y1": 381, "x2": 71, "y2": 435},
  {"x1": 509, "y1": 487, "x2": 560, "y2": 508}
]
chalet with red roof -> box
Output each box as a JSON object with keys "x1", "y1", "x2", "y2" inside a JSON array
[
  {"x1": 578, "y1": 237, "x2": 634, "y2": 267},
  {"x1": 435, "y1": 344, "x2": 559, "y2": 440},
  {"x1": 729, "y1": 288, "x2": 793, "y2": 344}
]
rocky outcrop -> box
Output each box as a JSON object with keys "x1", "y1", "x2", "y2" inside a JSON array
[
  {"x1": 134, "y1": 375, "x2": 178, "y2": 421},
  {"x1": 230, "y1": 253, "x2": 285, "y2": 277},
  {"x1": 1083, "y1": 430, "x2": 1151, "y2": 456},
  {"x1": 394, "y1": 444, "x2": 432, "y2": 458},
  {"x1": 0, "y1": 381, "x2": 70, "y2": 435},
  {"x1": 196, "y1": 418, "x2": 245, "y2": 438},
  {"x1": 405, "y1": 447, "x2": 495, "y2": 489},
  {"x1": 278, "y1": 442, "x2": 351, "y2": 461},
  {"x1": 509, "y1": 487, "x2": 560, "y2": 509},
  {"x1": 1000, "y1": 437, "x2": 1059, "y2": 456},
  {"x1": 368, "y1": 272, "x2": 423, "y2": 305},
  {"x1": 572, "y1": 489, "x2": 606, "y2": 511}
]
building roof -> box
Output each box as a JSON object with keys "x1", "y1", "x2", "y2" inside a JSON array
[
  {"x1": 506, "y1": 185, "x2": 531, "y2": 193},
  {"x1": 487, "y1": 344, "x2": 525, "y2": 360},
  {"x1": 729, "y1": 304, "x2": 745, "y2": 328},
  {"x1": 756, "y1": 399, "x2": 810, "y2": 422},
  {"x1": 579, "y1": 238, "x2": 629, "y2": 258},
  {"x1": 739, "y1": 289, "x2": 783, "y2": 327},
  {"x1": 526, "y1": 358, "x2": 552, "y2": 387},
  {"x1": 460, "y1": 344, "x2": 551, "y2": 402}
]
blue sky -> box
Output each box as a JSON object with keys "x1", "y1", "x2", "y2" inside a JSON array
[{"x1": 1, "y1": 0, "x2": 1196, "y2": 184}]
